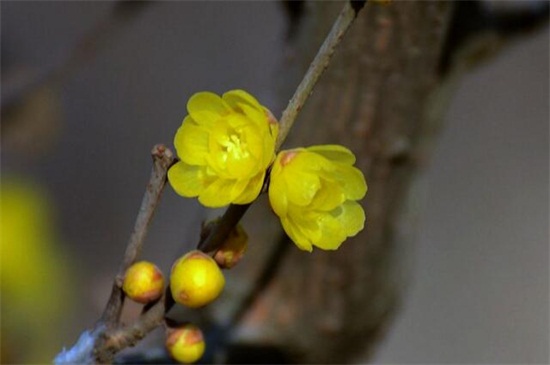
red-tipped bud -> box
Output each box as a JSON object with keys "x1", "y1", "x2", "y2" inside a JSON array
[
  {"x1": 122, "y1": 261, "x2": 164, "y2": 303},
  {"x1": 166, "y1": 323, "x2": 205, "y2": 363},
  {"x1": 213, "y1": 224, "x2": 248, "y2": 269}
]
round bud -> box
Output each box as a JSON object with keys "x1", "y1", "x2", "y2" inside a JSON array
[
  {"x1": 166, "y1": 323, "x2": 205, "y2": 364},
  {"x1": 170, "y1": 250, "x2": 225, "y2": 308},
  {"x1": 122, "y1": 261, "x2": 165, "y2": 304},
  {"x1": 213, "y1": 224, "x2": 248, "y2": 269}
]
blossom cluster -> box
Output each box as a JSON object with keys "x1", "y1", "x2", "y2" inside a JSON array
[{"x1": 168, "y1": 90, "x2": 367, "y2": 251}]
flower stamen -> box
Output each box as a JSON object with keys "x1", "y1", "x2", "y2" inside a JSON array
[{"x1": 221, "y1": 134, "x2": 249, "y2": 160}]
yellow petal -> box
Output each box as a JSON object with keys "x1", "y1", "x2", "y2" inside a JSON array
[
  {"x1": 189, "y1": 110, "x2": 221, "y2": 127},
  {"x1": 315, "y1": 212, "x2": 347, "y2": 250},
  {"x1": 198, "y1": 178, "x2": 236, "y2": 208},
  {"x1": 281, "y1": 217, "x2": 313, "y2": 252},
  {"x1": 268, "y1": 171, "x2": 288, "y2": 217},
  {"x1": 168, "y1": 161, "x2": 207, "y2": 198},
  {"x1": 307, "y1": 144, "x2": 356, "y2": 165},
  {"x1": 261, "y1": 128, "x2": 276, "y2": 168},
  {"x1": 283, "y1": 169, "x2": 320, "y2": 206},
  {"x1": 241, "y1": 124, "x2": 266, "y2": 161},
  {"x1": 288, "y1": 207, "x2": 322, "y2": 242},
  {"x1": 292, "y1": 150, "x2": 334, "y2": 173},
  {"x1": 174, "y1": 116, "x2": 209, "y2": 165},
  {"x1": 187, "y1": 92, "x2": 230, "y2": 125},
  {"x1": 226, "y1": 113, "x2": 253, "y2": 129},
  {"x1": 233, "y1": 171, "x2": 265, "y2": 205},
  {"x1": 335, "y1": 200, "x2": 365, "y2": 237},
  {"x1": 222, "y1": 89, "x2": 263, "y2": 112},
  {"x1": 280, "y1": 152, "x2": 321, "y2": 206},
  {"x1": 239, "y1": 103, "x2": 267, "y2": 128},
  {"x1": 309, "y1": 179, "x2": 346, "y2": 211},
  {"x1": 334, "y1": 165, "x2": 367, "y2": 200}
]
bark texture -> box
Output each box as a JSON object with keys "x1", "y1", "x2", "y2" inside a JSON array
[{"x1": 235, "y1": 2, "x2": 453, "y2": 363}]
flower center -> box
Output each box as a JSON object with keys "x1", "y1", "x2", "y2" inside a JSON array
[{"x1": 221, "y1": 134, "x2": 249, "y2": 160}]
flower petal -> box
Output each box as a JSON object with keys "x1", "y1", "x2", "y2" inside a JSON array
[
  {"x1": 292, "y1": 150, "x2": 334, "y2": 173},
  {"x1": 174, "y1": 116, "x2": 209, "y2": 165},
  {"x1": 198, "y1": 178, "x2": 236, "y2": 208},
  {"x1": 187, "y1": 92, "x2": 230, "y2": 126},
  {"x1": 280, "y1": 153, "x2": 321, "y2": 206},
  {"x1": 307, "y1": 145, "x2": 356, "y2": 165},
  {"x1": 334, "y1": 165, "x2": 367, "y2": 200},
  {"x1": 314, "y1": 212, "x2": 347, "y2": 250},
  {"x1": 283, "y1": 169, "x2": 320, "y2": 206},
  {"x1": 336, "y1": 200, "x2": 365, "y2": 237},
  {"x1": 168, "y1": 161, "x2": 207, "y2": 198},
  {"x1": 239, "y1": 103, "x2": 267, "y2": 128},
  {"x1": 268, "y1": 170, "x2": 288, "y2": 217},
  {"x1": 309, "y1": 179, "x2": 345, "y2": 211},
  {"x1": 222, "y1": 89, "x2": 263, "y2": 112},
  {"x1": 281, "y1": 217, "x2": 313, "y2": 252},
  {"x1": 233, "y1": 171, "x2": 265, "y2": 205},
  {"x1": 288, "y1": 207, "x2": 322, "y2": 242}
]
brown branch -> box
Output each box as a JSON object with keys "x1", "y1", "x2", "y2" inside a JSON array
[
  {"x1": 99, "y1": 144, "x2": 175, "y2": 326},
  {"x1": 276, "y1": 0, "x2": 366, "y2": 150},
  {"x1": 95, "y1": 289, "x2": 175, "y2": 363},
  {"x1": 197, "y1": 204, "x2": 251, "y2": 253}
]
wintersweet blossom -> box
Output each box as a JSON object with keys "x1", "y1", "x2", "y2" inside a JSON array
[
  {"x1": 268, "y1": 145, "x2": 367, "y2": 251},
  {"x1": 168, "y1": 90, "x2": 278, "y2": 207}
]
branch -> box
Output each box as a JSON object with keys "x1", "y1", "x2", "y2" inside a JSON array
[
  {"x1": 276, "y1": 0, "x2": 366, "y2": 150},
  {"x1": 95, "y1": 289, "x2": 176, "y2": 363},
  {"x1": 197, "y1": 204, "x2": 251, "y2": 253},
  {"x1": 100, "y1": 144, "x2": 175, "y2": 326}
]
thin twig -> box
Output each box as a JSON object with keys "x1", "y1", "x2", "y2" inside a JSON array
[
  {"x1": 197, "y1": 204, "x2": 251, "y2": 253},
  {"x1": 96, "y1": 289, "x2": 175, "y2": 363},
  {"x1": 100, "y1": 144, "x2": 175, "y2": 326},
  {"x1": 276, "y1": 0, "x2": 366, "y2": 150}
]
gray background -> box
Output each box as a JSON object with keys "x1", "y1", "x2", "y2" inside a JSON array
[{"x1": 2, "y1": 2, "x2": 548, "y2": 363}]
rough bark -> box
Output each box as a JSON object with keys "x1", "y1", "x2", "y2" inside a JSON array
[{"x1": 233, "y1": 2, "x2": 453, "y2": 363}]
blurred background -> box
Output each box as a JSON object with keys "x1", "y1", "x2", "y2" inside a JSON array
[{"x1": 1, "y1": 2, "x2": 548, "y2": 363}]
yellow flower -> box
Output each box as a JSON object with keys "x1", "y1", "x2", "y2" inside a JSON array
[
  {"x1": 268, "y1": 145, "x2": 367, "y2": 252},
  {"x1": 168, "y1": 90, "x2": 278, "y2": 207}
]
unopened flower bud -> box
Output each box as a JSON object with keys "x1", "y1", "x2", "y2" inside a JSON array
[
  {"x1": 165, "y1": 323, "x2": 205, "y2": 364},
  {"x1": 170, "y1": 250, "x2": 225, "y2": 308},
  {"x1": 122, "y1": 261, "x2": 164, "y2": 304},
  {"x1": 213, "y1": 224, "x2": 248, "y2": 269}
]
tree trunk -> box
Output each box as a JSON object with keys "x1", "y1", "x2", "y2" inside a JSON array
[{"x1": 233, "y1": 2, "x2": 454, "y2": 363}]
